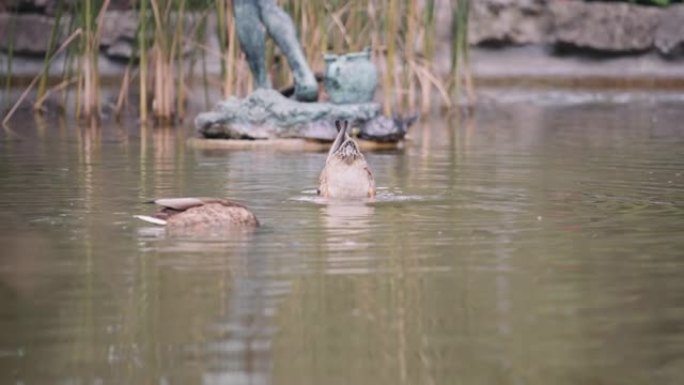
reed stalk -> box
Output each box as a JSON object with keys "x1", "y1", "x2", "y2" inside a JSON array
[
  {"x1": 224, "y1": 0, "x2": 238, "y2": 98},
  {"x1": 149, "y1": 0, "x2": 178, "y2": 124},
  {"x1": 215, "y1": 0, "x2": 228, "y2": 97},
  {"x1": 114, "y1": 65, "x2": 132, "y2": 119},
  {"x1": 174, "y1": 0, "x2": 187, "y2": 121},
  {"x1": 113, "y1": 9, "x2": 149, "y2": 121},
  {"x1": 383, "y1": 0, "x2": 398, "y2": 115},
  {"x1": 348, "y1": 0, "x2": 361, "y2": 51},
  {"x1": 450, "y1": 0, "x2": 474, "y2": 107},
  {"x1": 404, "y1": 0, "x2": 418, "y2": 112},
  {"x1": 421, "y1": 0, "x2": 436, "y2": 114},
  {"x1": 423, "y1": 0, "x2": 436, "y2": 62},
  {"x1": 60, "y1": 9, "x2": 79, "y2": 109},
  {"x1": 2, "y1": 10, "x2": 16, "y2": 112},
  {"x1": 35, "y1": 78, "x2": 77, "y2": 109},
  {"x1": 138, "y1": 0, "x2": 149, "y2": 122},
  {"x1": 36, "y1": 0, "x2": 65, "y2": 111},
  {"x1": 450, "y1": 1, "x2": 459, "y2": 101},
  {"x1": 199, "y1": 25, "x2": 210, "y2": 108},
  {"x1": 3, "y1": 29, "x2": 82, "y2": 126},
  {"x1": 184, "y1": 8, "x2": 215, "y2": 103},
  {"x1": 3, "y1": 0, "x2": 472, "y2": 122},
  {"x1": 316, "y1": 1, "x2": 328, "y2": 67},
  {"x1": 81, "y1": 0, "x2": 106, "y2": 120}
]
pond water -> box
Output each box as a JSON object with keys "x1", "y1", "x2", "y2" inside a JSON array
[{"x1": 1, "y1": 99, "x2": 683, "y2": 384}]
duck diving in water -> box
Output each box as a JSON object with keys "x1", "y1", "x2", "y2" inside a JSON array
[
  {"x1": 318, "y1": 120, "x2": 376, "y2": 199},
  {"x1": 135, "y1": 197, "x2": 259, "y2": 233}
]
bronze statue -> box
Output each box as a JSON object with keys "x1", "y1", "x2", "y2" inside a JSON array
[
  {"x1": 135, "y1": 198, "x2": 259, "y2": 232},
  {"x1": 233, "y1": 0, "x2": 318, "y2": 102},
  {"x1": 318, "y1": 120, "x2": 376, "y2": 199}
]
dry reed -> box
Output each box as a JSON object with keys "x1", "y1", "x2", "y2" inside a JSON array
[{"x1": 2, "y1": 0, "x2": 473, "y2": 126}]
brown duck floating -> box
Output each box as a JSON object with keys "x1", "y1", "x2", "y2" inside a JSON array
[
  {"x1": 318, "y1": 120, "x2": 376, "y2": 199},
  {"x1": 135, "y1": 198, "x2": 259, "y2": 231}
]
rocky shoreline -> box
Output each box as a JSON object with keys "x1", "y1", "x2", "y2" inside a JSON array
[{"x1": 469, "y1": 0, "x2": 684, "y2": 58}]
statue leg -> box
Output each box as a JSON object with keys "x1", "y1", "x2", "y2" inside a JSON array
[
  {"x1": 233, "y1": 0, "x2": 271, "y2": 89},
  {"x1": 256, "y1": 0, "x2": 318, "y2": 102}
]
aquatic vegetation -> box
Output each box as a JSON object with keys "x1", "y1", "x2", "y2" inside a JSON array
[
  {"x1": 450, "y1": 0, "x2": 475, "y2": 108},
  {"x1": 78, "y1": 0, "x2": 109, "y2": 122},
  {"x1": 1, "y1": 0, "x2": 473, "y2": 126}
]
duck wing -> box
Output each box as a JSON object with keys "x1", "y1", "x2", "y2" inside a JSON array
[
  {"x1": 152, "y1": 197, "x2": 223, "y2": 211},
  {"x1": 135, "y1": 198, "x2": 217, "y2": 226}
]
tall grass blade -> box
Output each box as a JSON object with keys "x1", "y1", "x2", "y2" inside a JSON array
[
  {"x1": 405, "y1": 0, "x2": 418, "y2": 112},
  {"x1": 174, "y1": 0, "x2": 187, "y2": 121},
  {"x1": 3, "y1": 29, "x2": 82, "y2": 126},
  {"x1": 383, "y1": 0, "x2": 399, "y2": 115},
  {"x1": 450, "y1": 0, "x2": 474, "y2": 107},
  {"x1": 216, "y1": 0, "x2": 228, "y2": 97},
  {"x1": 36, "y1": 0, "x2": 65, "y2": 111},
  {"x1": 421, "y1": 0, "x2": 436, "y2": 114},
  {"x1": 138, "y1": 0, "x2": 149, "y2": 122},
  {"x1": 2, "y1": 8, "x2": 17, "y2": 112}
]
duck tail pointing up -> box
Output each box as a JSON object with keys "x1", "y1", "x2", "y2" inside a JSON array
[{"x1": 134, "y1": 215, "x2": 167, "y2": 226}]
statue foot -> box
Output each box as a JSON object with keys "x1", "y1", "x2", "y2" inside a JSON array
[{"x1": 294, "y1": 73, "x2": 319, "y2": 102}]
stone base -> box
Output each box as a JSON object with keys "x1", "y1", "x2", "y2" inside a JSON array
[
  {"x1": 194, "y1": 89, "x2": 414, "y2": 142},
  {"x1": 187, "y1": 137, "x2": 404, "y2": 151}
]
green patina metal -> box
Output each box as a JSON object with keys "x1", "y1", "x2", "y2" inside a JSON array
[
  {"x1": 233, "y1": 0, "x2": 318, "y2": 102},
  {"x1": 200, "y1": 3, "x2": 394, "y2": 141},
  {"x1": 324, "y1": 48, "x2": 379, "y2": 104}
]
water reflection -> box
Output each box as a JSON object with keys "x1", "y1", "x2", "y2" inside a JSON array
[
  {"x1": 322, "y1": 202, "x2": 375, "y2": 253},
  {"x1": 0, "y1": 101, "x2": 683, "y2": 384},
  {"x1": 202, "y1": 243, "x2": 279, "y2": 385}
]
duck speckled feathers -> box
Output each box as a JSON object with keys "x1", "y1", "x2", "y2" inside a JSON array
[
  {"x1": 318, "y1": 120, "x2": 376, "y2": 199},
  {"x1": 135, "y1": 197, "x2": 259, "y2": 232}
]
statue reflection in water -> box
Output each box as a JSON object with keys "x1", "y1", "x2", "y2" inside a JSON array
[{"x1": 233, "y1": 0, "x2": 319, "y2": 102}]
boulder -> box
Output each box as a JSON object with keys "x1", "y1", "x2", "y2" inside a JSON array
[
  {"x1": 549, "y1": 1, "x2": 661, "y2": 53},
  {"x1": 655, "y1": 5, "x2": 684, "y2": 59},
  {"x1": 11, "y1": 0, "x2": 131, "y2": 14},
  {"x1": 0, "y1": 13, "x2": 68, "y2": 55},
  {"x1": 99, "y1": 11, "x2": 138, "y2": 47},
  {"x1": 99, "y1": 11, "x2": 200, "y2": 60},
  {"x1": 469, "y1": 0, "x2": 551, "y2": 45},
  {"x1": 0, "y1": 10, "x2": 199, "y2": 61}
]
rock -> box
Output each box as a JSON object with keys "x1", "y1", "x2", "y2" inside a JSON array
[
  {"x1": 0, "y1": 13, "x2": 69, "y2": 55},
  {"x1": 655, "y1": 5, "x2": 684, "y2": 59},
  {"x1": 0, "y1": 10, "x2": 199, "y2": 61},
  {"x1": 105, "y1": 38, "x2": 137, "y2": 61},
  {"x1": 469, "y1": 0, "x2": 551, "y2": 46},
  {"x1": 100, "y1": 11, "x2": 201, "y2": 61},
  {"x1": 357, "y1": 115, "x2": 418, "y2": 143},
  {"x1": 549, "y1": 1, "x2": 661, "y2": 53},
  {"x1": 195, "y1": 89, "x2": 411, "y2": 143},
  {"x1": 99, "y1": 11, "x2": 138, "y2": 47},
  {"x1": 23, "y1": 0, "x2": 131, "y2": 14},
  {"x1": 98, "y1": 11, "x2": 141, "y2": 61}
]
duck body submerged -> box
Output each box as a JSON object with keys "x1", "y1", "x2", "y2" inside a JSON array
[
  {"x1": 318, "y1": 120, "x2": 376, "y2": 199},
  {"x1": 135, "y1": 197, "x2": 259, "y2": 233}
]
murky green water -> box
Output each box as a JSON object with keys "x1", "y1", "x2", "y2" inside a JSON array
[{"x1": 1, "y1": 101, "x2": 683, "y2": 384}]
